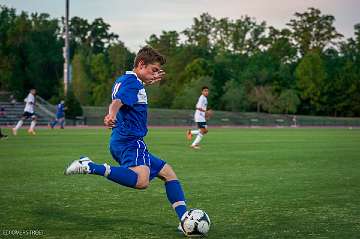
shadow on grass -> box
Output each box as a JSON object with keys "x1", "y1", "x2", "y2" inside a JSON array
[{"x1": 31, "y1": 205, "x2": 187, "y2": 238}]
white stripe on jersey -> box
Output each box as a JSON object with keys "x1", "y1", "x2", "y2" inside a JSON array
[{"x1": 112, "y1": 83, "x2": 121, "y2": 99}]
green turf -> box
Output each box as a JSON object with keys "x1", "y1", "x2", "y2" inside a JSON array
[{"x1": 0, "y1": 127, "x2": 359, "y2": 238}]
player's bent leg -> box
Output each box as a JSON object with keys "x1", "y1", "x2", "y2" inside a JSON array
[
  {"x1": 129, "y1": 165, "x2": 150, "y2": 189},
  {"x1": 92, "y1": 163, "x2": 140, "y2": 189},
  {"x1": 158, "y1": 164, "x2": 187, "y2": 221},
  {"x1": 50, "y1": 119, "x2": 57, "y2": 128},
  {"x1": 191, "y1": 132, "x2": 203, "y2": 148},
  {"x1": 157, "y1": 164, "x2": 177, "y2": 182},
  {"x1": 60, "y1": 118, "x2": 65, "y2": 129},
  {"x1": 200, "y1": 128, "x2": 208, "y2": 135},
  {"x1": 13, "y1": 119, "x2": 25, "y2": 135},
  {"x1": 28, "y1": 116, "x2": 37, "y2": 135}
]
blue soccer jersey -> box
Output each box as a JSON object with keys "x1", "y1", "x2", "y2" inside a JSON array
[
  {"x1": 109, "y1": 71, "x2": 166, "y2": 178},
  {"x1": 111, "y1": 71, "x2": 148, "y2": 139},
  {"x1": 56, "y1": 103, "x2": 65, "y2": 118}
]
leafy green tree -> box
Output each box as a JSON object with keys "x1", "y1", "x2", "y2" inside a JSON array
[
  {"x1": 88, "y1": 18, "x2": 118, "y2": 54},
  {"x1": 249, "y1": 86, "x2": 275, "y2": 113},
  {"x1": 72, "y1": 51, "x2": 92, "y2": 105},
  {"x1": 0, "y1": 6, "x2": 62, "y2": 99},
  {"x1": 172, "y1": 76, "x2": 214, "y2": 109},
  {"x1": 108, "y1": 42, "x2": 134, "y2": 78},
  {"x1": 220, "y1": 79, "x2": 250, "y2": 111},
  {"x1": 65, "y1": 87, "x2": 83, "y2": 118},
  {"x1": 90, "y1": 53, "x2": 111, "y2": 105},
  {"x1": 295, "y1": 50, "x2": 326, "y2": 112},
  {"x1": 277, "y1": 89, "x2": 300, "y2": 114},
  {"x1": 183, "y1": 13, "x2": 215, "y2": 49},
  {"x1": 287, "y1": 7, "x2": 343, "y2": 56}
]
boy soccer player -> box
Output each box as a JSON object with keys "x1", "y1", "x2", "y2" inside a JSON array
[
  {"x1": 12, "y1": 89, "x2": 37, "y2": 135},
  {"x1": 64, "y1": 46, "x2": 187, "y2": 229},
  {"x1": 50, "y1": 100, "x2": 66, "y2": 129},
  {"x1": 187, "y1": 86, "x2": 210, "y2": 149}
]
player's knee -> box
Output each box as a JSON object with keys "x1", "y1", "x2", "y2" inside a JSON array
[
  {"x1": 135, "y1": 177, "x2": 149, "y2": 189},
  {"x1": 130, "y1": 165, "x2": 150, "y2": 189},
  {"x1": 159, "y1": 164, "x2": 177, "y2": 182}
]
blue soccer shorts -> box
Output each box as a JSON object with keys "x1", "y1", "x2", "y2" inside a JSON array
[
  {"x1": 197, "y1": 122, "x2": 207, "y2": 129},
  {"x1": 110, "y1": 138, "x2": 166, "y2": 180}
]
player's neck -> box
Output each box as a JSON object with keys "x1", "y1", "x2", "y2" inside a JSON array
[{"x1": 132, "y1": 69, "x2": 146, "y2": 84}]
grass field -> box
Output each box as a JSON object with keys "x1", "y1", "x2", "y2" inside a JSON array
[{"x1": 0, "y1": 127, "x2": 359, "y2": 239}]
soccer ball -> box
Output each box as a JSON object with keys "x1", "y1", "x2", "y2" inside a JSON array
[{"x1": 180, "y1": 209, "x2": 211, "y2": 237}]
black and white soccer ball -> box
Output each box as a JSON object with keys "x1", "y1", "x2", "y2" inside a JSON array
[{"x1": 180, "y1": 209, "x2": 211, "y2": 237}]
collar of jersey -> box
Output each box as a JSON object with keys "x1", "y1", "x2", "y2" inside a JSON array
[{"x1": 125, "y1": 71, "x2": 143, "y2": 84}]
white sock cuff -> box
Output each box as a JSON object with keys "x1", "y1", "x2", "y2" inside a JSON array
[
  {"x1": 191, "y1": 130, "x2": 199, "y2": 135},
  {"x1": 103, "y1": 163, "x2": 111, "y2": 177},
  {"x1": 172, "y1": 201, "x2": 186, "y2": 209},
  {"x1": 15, "y1": 120, "x2": 23, "y2": 129},
  {"x1": 30, "y1": 120, "x2": 36, "y2": 129}
]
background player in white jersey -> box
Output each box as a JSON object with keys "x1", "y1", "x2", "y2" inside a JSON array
[
  {"x1": 187, "y1": 86, "x2": 212, "y2": 149},
  {"x1": 12, "y1": 89, "x2": 37, "y2": 135}
]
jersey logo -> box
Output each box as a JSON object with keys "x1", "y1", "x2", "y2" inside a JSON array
[{"x1": 137, "y1": 88, "x2": 148, "y2": 104}]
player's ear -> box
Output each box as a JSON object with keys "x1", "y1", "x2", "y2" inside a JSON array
[{"x1": 138, "y1": 60, "x2": 146, "y2": 69}]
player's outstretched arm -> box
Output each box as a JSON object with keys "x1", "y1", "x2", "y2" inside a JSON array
[{"x1": 104, "y1": 99, "x2": 123, "y2": 128}]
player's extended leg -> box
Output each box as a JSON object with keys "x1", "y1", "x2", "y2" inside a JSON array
[
  {"x1": 12, "y1": 116, "x2": 26, "y2": 135},
  {"x1": 187, "y1": 129, "x2": 200, "y2": 140},
  {"x1": 157, "y1": 164, "x2": 187, "y2": 221},
  {"x1": 191, "y1": 128, "x2": 208, "y2": 149},
  {"x1": 28, "y1": 116, "x2": 37, "y2": 135},
  {"x1": 50, "y1": 119, "x2": 58, "y2": 129},
  {"x1": 59, "y1": 118, "x2": 65, "y2": 129},
  {"x1": 65, "y1": 139, "x2": 156, "y2": 189},
  {"x1": 64, "y1": 156, "x2": 141, "y2": 188}
]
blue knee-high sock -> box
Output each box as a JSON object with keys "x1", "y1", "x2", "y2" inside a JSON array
[
  {"x1": 50, "y1": 120, "x2": 57, "y2": 128},
  {"x1": 88, "y1": 162, "x2": 106, "y2": 175},
  {"x1": 88, "y1": 163, "x2": 138, "y2": 188},
  {"x1": 107, "y1": 166, "x2": 138, "y2": 188},
  {"x1": 60, "y1": 120, "x2": 65, "y2": 128},
  {"x1": 165, "y1": 180, "x2": 187, "y2": 220}
]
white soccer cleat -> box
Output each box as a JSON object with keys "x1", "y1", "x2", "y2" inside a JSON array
[
  {"x1": 190, "y1": 144, "x2": 201, "y2": 150},
  {"x1": 64, "y1": 156, "x2": 92, "y2": 175},
  {"x1": 178, "y1": 223, "x2": 202, "y2": 237}
]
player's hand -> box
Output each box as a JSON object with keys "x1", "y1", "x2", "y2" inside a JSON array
[
  {"x1": 205, "y1": 110, "x2": 213, "y2": 120},
  {"x1": 104, "y1": 114, "x2": 116, "y2": 129},
  {"x1": 147, "y1": 70, "x2": 165, "y2": 85}
]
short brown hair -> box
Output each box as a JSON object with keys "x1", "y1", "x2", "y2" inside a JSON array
[{"x1": 134, "y1": 46, "x2": 166, "y2": 68}]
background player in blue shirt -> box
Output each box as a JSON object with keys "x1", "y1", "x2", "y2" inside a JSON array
[
  {"x1": 65, "y1": 46, "x2": 187, "y2": 229},
  {"x1": 50, "y1": 100, "x2": 66, "y2": 129}
]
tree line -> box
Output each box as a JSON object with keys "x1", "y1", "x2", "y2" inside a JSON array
[{"x1": 0, "y1": 5, "x2": 359, "y2": 117}]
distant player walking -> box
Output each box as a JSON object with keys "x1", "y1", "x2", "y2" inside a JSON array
[
  {"x1": 64, "y1": 46, "x2": 188, "y2": 229},
  {"x1": 187, "y1": 86, "x2": 211, "y2": 149},
  {"x1": 50, "y1": 100, "x2": 66, "y2": 129},
  {"x1": 12, "y1": 89, "x2": 37, "y2": 135}
]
